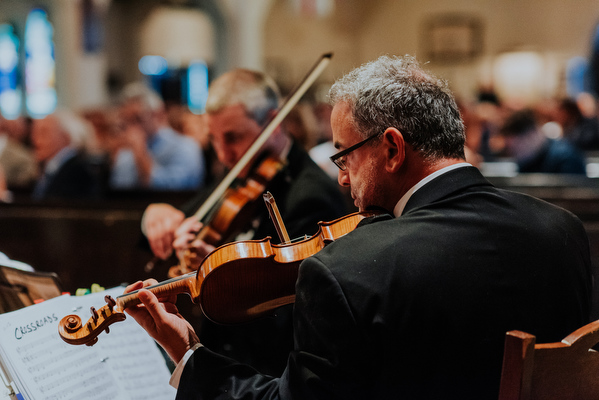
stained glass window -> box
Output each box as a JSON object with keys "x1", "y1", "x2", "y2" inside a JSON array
[
  {"x1": 0, "y1": 24, "x2": 21, "y2": 119},
  {"x1": 25, "y1": 8, "x2": 56, "y2": 118},
  {"x1": 187, "y1": 60, "x2": 209, "y2": 114}
]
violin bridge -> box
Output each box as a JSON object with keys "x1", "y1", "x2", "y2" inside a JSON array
[{"x1": 263, "y1": 192, "x2": 291, "y2": 244}]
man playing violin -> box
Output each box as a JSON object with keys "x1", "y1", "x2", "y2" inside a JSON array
[
  {"x1": 126, "y1": 55, "x2": 592, "y2": 399},
  {"x1": 140, "y1": 68, "x2": 348, "y2": 375},
  {"x1": 143, "y1": 68, "x2": 348, "y2": 264}
]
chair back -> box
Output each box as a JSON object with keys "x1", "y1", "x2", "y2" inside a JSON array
[{"x1": 499, "y1": 320, "x2": 599, "y2": 400}]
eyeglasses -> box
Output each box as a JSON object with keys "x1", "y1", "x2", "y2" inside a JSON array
[{"x1": 329, "y1": 133, "x2": 381, "y2": 171}]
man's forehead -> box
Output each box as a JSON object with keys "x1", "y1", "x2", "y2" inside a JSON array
[
  {"x1": 331, "y1": 103, "x2": 360, "y2": 146},
  {"x1": 206, "y1": 114, "x2": 244, "y2": 135},
  {"x1": 331, "y1": 102, "x2": 354, "y2": 125}
]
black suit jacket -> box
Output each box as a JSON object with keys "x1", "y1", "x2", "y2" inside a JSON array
[
  {"x1": 177, "y1": 166, "x2": 592, "y2": 400},
  {"x1": 36, "y1": 153, "x2": 103, "y2": 201}
]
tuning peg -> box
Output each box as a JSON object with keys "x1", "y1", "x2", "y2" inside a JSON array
[
  {"x1": 90, "y1": 306, "x2": 99, "y2": 323},
  {"x1": 105, "y1": 295, "x2": 116, "y2": 310}
]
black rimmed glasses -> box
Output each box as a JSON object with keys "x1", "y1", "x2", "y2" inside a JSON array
[{"x1": 329, "y1": 133, "x2": 381, "y2": 171}]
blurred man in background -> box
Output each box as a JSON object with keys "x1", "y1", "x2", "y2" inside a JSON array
[
  {"x1": 31, "y1": 109, "x2": 103, "y2": 200},
  {"x1": 110, "y1": 83, "x2": 205, "y2": 191},
  {"x1": 500, "y1": 108, "x2": 587, "y2": 174}
]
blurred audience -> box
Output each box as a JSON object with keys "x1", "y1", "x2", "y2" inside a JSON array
[
  {"x1": 473, "y1": 94, "x2": 506, "y2": 161},
  {"x1": 82, "y1": 107, "x2": 128, "y2": 188},
  {"x1": 82, "y1": 108, "x2": 121, "y2": 158},
  {"x1": 555, "y1": 96, "x2": 599, "y2": 151},
  {"x1": 31, "y1": 109, "x2": 104, "y2": 200},
  {"x1": 456, "y1": 100, "x2": 490, "y2": 168},
  {"x1": 166, "y1": 104, "x2": 223, "y2": 186},
  {"x1": 109, "y1": 83, "x2": 205, "y2": 191},
  {"x1": 0, "y1": 165, "x2": 13, "y2": 202},
  {"x1": 5, "y1": 79, "x2": 599, "y2": 206},
  {"x1": 309, "y1": 139, "x2": 338, "y2": 181},
  {"x1": 282, "y1": 104, "x2": 318, "y2": 150},
  {"x1": 499, "y1": 108, "x2": 587, "y2": 174},
  {"x1": 167, "y1": 105, "x2": 211, "y2": 151},
  {"x1": 2, "y1": 115, "x2": 33, "y2": 146},
  {"x1": 0, "y1": 115, "x2": 38, "y2": 190}
]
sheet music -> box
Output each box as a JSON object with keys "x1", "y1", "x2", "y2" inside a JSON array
[{"x1": 0, "y1": 287, "x2": 176, "y2": 400}]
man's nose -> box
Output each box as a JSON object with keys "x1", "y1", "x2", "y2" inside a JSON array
[{"x1": 337, "y1": 169, "x2": 350, "y2": 187}]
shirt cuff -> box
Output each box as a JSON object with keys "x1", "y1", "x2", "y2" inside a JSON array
[{"x1": 169, "y1": 343, "x2": 204, "y2": 389}]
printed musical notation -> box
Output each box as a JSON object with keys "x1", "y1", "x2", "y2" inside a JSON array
[{"x1": 0, "y1": 287, "x2": 176, "y2": 400}]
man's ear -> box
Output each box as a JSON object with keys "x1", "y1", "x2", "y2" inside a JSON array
[{"x1": 382, "y1": 127, "x2": 405, "y2": 172}]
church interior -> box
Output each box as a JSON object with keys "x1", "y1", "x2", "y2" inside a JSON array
[{"x1": 1, "y1": 0, "x2": 599, "y2": 339}]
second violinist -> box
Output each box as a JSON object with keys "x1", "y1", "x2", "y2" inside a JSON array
[{"x1": 140, "y1": 68, "x2": 349, "y2": 376}]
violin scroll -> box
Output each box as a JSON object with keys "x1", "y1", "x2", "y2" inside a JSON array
[
  {"x1": 59, "y1": 275, "x2": 198, "y2": 346},
  {"x1": 58, "y1": 295, "x2": 126, "y2": 346}
]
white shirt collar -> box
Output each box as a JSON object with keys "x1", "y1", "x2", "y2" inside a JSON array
[{"x1": 392, "y1": 163, "x2": 471, "y2": 217}]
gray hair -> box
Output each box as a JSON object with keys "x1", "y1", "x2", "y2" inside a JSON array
[
  {"x1": 328, "y1": 55, "x2": 465, "y2": 161},
  {"x1": 120, "y1": 82, "x2": 164, "y2": 112},
  {"x1": 52, "y1": 109, "x2": 94, "y2": 150},
  {"x1": 205, "y1": 69, "x2": 280, "y2": 126}
]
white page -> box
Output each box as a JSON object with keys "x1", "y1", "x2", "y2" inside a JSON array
[
  {"x1": 76, "y1": 287, "x2": 176, "y2": 400},
  {"x1": 0, "y1": 287, "x2": 175, "y2": 400}
]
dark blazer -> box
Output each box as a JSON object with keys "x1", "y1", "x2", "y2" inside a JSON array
[
  {"x1": 188, "y1": 141, "x2": 349, "y2": 376},
  {"x1": 34, "y1": 152, "x2": 103, "y2": 201},
  {"x1": 177, "y1": 166, "x2": 592, "y2": 400}
]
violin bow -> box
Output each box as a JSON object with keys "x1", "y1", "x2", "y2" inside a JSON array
[{"x1": 191, "y1": 53, "x2": 333, "y2": 223}]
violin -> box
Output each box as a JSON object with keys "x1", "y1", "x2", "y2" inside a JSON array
[
  {"x1": 58, "y1": 211, "x2": 377, "y2": 346},
  {"x1": 166, "y1": 53, "x2": 333, "y2": 276},
  {"x1": 171, "y1": 156, "x2": 285, "y2": 276}
]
